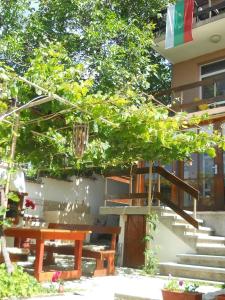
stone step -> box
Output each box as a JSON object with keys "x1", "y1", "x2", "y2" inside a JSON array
[
  {"x1": 186, "y1": 234, "x2": 225, "y2": 245},
  {"x1": 161, "y1": 213, "x2": 204, "y2": 225},
  {"x1": 159, "y1": 262, "x2": 225, "y2": 282},
  {"x1": 177, "y1": 253, "x2": 225, "y2": 268},
  {"x1": 172, "y1": 222, "x2": 213, "y2": 235},
  {"x1": 196, "y1": 244, "x2": 225, "y2": 255}
]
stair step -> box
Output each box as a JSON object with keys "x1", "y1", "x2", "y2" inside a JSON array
[
  {"x1": 173, "y1": 222, "x2": 213, "y2": 233},
  {"x1": 185, "y1": 233, "x2": 225, "y2": 244},
  {"x1": 197, "y1": 244, "x2": 225, "y2": 255},
  {"x1": 161, "y1": 213, "x2": 204, "y2": 224},
  {"x1": 159, "y1": 262, "x2": 225, "y2": 281},
  {"x1": 177, "y1": 253, "x2": 225, "y2": 268}
]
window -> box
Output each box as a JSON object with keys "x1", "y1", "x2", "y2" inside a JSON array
[{"x1": 201, "y1": 59, "x2": 225, "y2": 100}]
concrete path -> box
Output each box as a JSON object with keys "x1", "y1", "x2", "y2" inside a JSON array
[{"x1": 26, "y1": 268, "x2": 224, "y2": 300}]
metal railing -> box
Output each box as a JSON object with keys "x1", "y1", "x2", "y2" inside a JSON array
[{"x1": 154, "y1": 0, "x2": 225, "y2": 38}]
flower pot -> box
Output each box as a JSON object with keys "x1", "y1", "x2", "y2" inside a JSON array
[
  {"x1": 217, "y1": 295, "x2": 225, "y2": 300},
  {"x1": 162, "y1": 290, "x2": 203, "y2": 300}
]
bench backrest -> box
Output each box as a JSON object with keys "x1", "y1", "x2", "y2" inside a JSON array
[{"x1": 48, "y1": 223, "x2": 121, "y2": 250}]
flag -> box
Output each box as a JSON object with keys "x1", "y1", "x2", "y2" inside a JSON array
[{"x1": 165, "y1": 0, "x2": 194, "y2": 49}]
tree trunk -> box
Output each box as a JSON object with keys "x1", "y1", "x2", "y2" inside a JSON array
[{"x1": 0, "y1": 189, "x2": 14, "y2": 273}]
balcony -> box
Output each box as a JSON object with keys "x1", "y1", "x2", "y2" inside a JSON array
[
  {"x1": 153, "y1": 0, "x2": 225, "y2": 63},
  {"x1": 155, "y1": 72, "x2": 225, "y2": 120}
]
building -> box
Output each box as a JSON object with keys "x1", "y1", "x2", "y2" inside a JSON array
[
  {"x1": 100, "y1": 1, "x2": 225, "y2": 281},
  {"x1": 153, "y1": 0, "x2": 225, "y2": 212}
]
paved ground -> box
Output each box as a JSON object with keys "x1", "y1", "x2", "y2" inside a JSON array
[
  {"x1": 27, "y1": 268, "x2": 225, "y2": 300},
  {"x1": 21, "y1": 256, "x2": 225, "y2": 300}
]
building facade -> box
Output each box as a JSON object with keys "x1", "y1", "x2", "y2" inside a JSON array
[{"x1": 153, "y1": 0, "x2": 225, "y2": 211}]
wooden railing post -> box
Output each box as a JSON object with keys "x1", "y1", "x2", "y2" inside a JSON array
[
  {"x1": 129, "y1": 174, "x2": 133, "y2": 206},
  {"x1": 193, "y1": 198, "x2": 197, "y2": 220},
  {"x1": 104, "y1": 177, "x2": 108, "y2": 207},
  {"x1": 157, "y1": 172, "x2": 161, "y2": 207},
  {"x1": 148, "y1": 161, "x2": 153, "y2": 211}
]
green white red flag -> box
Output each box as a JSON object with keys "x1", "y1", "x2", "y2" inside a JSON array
[{"x1": 165, "y1": 0, "x2": 194, "y2": 49}]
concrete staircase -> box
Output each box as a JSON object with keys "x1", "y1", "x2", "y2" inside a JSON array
[{"x1": 159, "y1": 209, "x2": 225, "y2": 281}]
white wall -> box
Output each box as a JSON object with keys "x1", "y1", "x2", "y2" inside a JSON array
[
  {"x1": 24, "y1": 174, "x2": 128, "y2": 225},
  {"x1": 197, "y1": 211, "x2": 225, "y2": 236},
  {"x1": 151, "y1": 215, "x2": 196, "y2": 263}
]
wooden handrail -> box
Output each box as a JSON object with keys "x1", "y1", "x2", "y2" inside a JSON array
[
  {"x1": 105, "y1": 166, "x2": 200, "y2": 227},
  {"x1": 172, "y1": 95, "x2": 225, "y2": 111},
  {"x1": 106, "y1": 193, "x2": 148, "y2": 200},
  {"x1": 154, "y1": 73, "x2": 225, "y2": 98},
  {"x1": 105, "y1": 166, "x2": 199, "y2": 200},
  {"x1": 156, "y1": 192, "x2": 199, "y2": 229},
  {"x1": 155, "y1": 166, "x2": 199, "y2": 200}
]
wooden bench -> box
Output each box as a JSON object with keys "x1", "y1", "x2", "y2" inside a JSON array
[
  {"x1": 45, "y1": 223, "x2": 121, "y2": 276},
  {"x1": 0, "y1": 247, "x2": 30, "y2": 263}
]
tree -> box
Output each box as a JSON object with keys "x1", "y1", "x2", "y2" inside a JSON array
[
  {"x1": 0, "y1": 0, "x2": 172, "y2": 94},
  {"x1": 0, "y1": 43, "x2": 224, "y2": 175}
]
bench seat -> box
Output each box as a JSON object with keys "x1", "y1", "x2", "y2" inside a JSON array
[
  {"x1": 45, "y1": 223, "x2": 121, "y2": 276},
  {"x1": 0, "y1": 247, "x2": 30, "y2": 263}
]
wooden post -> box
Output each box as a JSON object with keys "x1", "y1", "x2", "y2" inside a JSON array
[
  {"x1": 129, "y1": 174, "x2": 133, "y2": 206},
  {"x1": 193, "y1": 198, "x2": 197, "y2": 220},
  {"x1": 1, "y1": 111, "x2": 20, "y2": 274},
  {"x1": 104, "y1": 177, "x2": 108, "y2": 207},
  {"x1": 180, "y1": 91, "x2": 183, "y2": 112},
  {"x1": 0, "y1": 189, "x2": 14, "y2": 274},
  {"x1": 145, "y1": 161, "x2": 153, "y2": 267},
  {"x1": 148, "y1": 161, "x2": 153, "y2": 212},
  {"x1": 157, "y1": 163, "x2": 161, "y2": 207}
]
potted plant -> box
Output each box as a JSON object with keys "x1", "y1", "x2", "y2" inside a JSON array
[{"x1": 162, "y1": 275, "x2": 203, "y2": 300}]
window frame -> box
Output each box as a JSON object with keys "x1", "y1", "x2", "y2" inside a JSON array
[{"x1": 200, "y1": 58, "x2": 225, "y2": 99}]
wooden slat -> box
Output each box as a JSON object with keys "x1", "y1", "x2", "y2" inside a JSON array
[
  {"x1": 106, "y1": 199, "x2": 132, "y2": 205},
  {"x1": 154, "y1": 73, "x2": 225, "y2": 98},
  {"x1": 48, "y1": 223, "x2": 121, "y2": 235},
  {"x1": 187, "y1": 106, "x2": 225, "y2": 120},
  {"x1": 107, "y1": 176, "x2": 130, "y2": 184},
  {"x1": 36, "y1": 270, "x2": 81, "y2": 282},
  {"x1": 172, "y1": 95, "x2": 225, "y2": 111},
  {"x1": 104, "y1": 169, "x2": 130, "y2": 177},
  {"x1": 156, "y1": 166, "x2": 199, "y2": 199},
  {"x1": 106, "y1": 193, "x2": 148, "y2": 200},
  {"x1": 156, "y1": 192, "x2": 199, "y2": 229}
]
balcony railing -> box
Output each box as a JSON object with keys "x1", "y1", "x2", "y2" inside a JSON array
[
  {"x1": 154, "y1": 0, "x2": 225, "y2": 38},
  {"x1": 154, "y1": 73, "x2": 225, "y2": 114}
]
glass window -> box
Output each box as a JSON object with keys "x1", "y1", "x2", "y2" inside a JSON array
[
  {"x1": 201, "y1": 60, "x2": 225, "y2": 77},
  {"x1": 201, "y1": 59, "x2": 225, "y2": 100},
  {"x1": 216, "y1": 77, "x2": 225, "y2": 96}
]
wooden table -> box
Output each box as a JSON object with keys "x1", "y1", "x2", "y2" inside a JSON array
[{"x1": 4, "y1": 227, "x2": 90, "y2": 281}]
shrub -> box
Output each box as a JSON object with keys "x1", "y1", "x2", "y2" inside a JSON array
[{"x1": 0, "y1": 264, "x2": 46, "y2": 299}]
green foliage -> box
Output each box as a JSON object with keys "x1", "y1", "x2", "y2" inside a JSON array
[
  {"x1": 143, "y1": 212, "x2": 159, "y2": 275},
  {"x1": 164, "y1": 276, "x2": 199, "y2": 293},
  {"x1": 143, "y1": 249, "x2": 159, "y2": 276},
  {"x1": 7, "y1": 192, "x2": 20, "y2": 203},
  {"x1": 0, "y1": 264, "x2": 48, "y2": 299},
  {"x1": 164, "y1": 277, "x2": 180, "y2": 292},
  {"x1": 145, "y1": 212, "x2": 158, "y2": 242},
  {"x1": 0, "y1": 43, "x2": 224, "y2": 176},
  {"x1": 0, "y1": 0, "x2": 172, "y2": 94}
]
